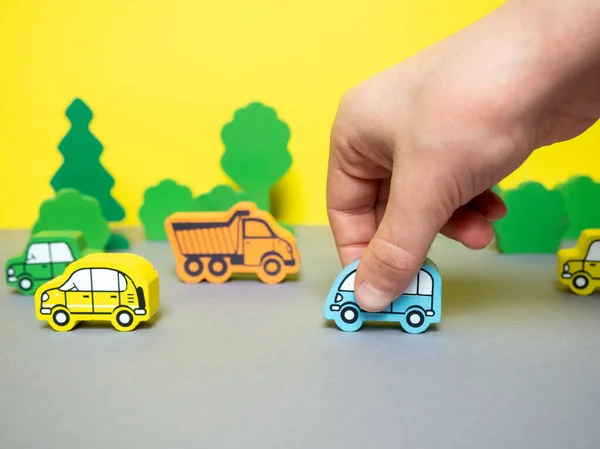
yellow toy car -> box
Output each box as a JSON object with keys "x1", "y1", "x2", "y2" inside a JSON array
[
  {"x1": 557, "y1": 229, "x2": 600, "y2": 296},
  {"x1": 34, "y1": 253, "x2": 160, "y2": 331}
]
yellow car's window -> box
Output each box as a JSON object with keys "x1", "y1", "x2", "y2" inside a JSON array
[
  {"x1": 91, "y1": 269, "x2": 121, "y2": 292},
  {"x1": 586, "y1": 241, "x2": 600, "y2": 261},
  {"x1": 59, "y1": 269, "x2": 92, "y2": 291},
  {"x1": 117, "y1": 273, "x2": 127, "y2": 292}
]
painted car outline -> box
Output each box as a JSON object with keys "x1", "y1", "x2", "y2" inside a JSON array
[
  {"x1": 165, "y1": 201, "x2": 299, "y2": 284},
  {"x1": 323, "y1": 258, "x2": 442, "y2": 333},
  {"x1": 34, "y1": 253, "x2": 160, "y2": 332},
  {"x1": 6, "y1": 231, "x2": 90, "y2": 295},
  {"x1": 558, "y1": 229, "x2": 600, "y2": 295}
]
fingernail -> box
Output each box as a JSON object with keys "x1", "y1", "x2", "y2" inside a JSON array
[
  {"x1": 486, "y1": 215, "x2": 500, "y2": 222},
  {"x1": 356, "y1": 281, "x2": 396, "y2": 311}
]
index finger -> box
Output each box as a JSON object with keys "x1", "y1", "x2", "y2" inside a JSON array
[{"x1": 326, "y1": 141, "x2": 385, "y2": 266}]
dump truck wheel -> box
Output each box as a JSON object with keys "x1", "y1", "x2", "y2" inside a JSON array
[
  {"x1": 257, "y1": 255, "x2": 286, "y2": 284},
  {"x1": 205, "y1": 257, "x2": 232, "y2": 283},
  {"x1": 184, "y1": 257, "x2": 204, "y2": 277}
]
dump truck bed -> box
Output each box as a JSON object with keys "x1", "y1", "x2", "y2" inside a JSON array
[{"x1": 169, "y1": 212, "x2": 245, "y2": 257}]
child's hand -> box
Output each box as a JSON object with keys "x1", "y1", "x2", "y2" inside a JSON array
[{"x1": 327, "y1": 0, "x2": 600, "y2": 311}]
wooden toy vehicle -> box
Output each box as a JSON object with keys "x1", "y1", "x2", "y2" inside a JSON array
[
  {"x1": 165, "y1": 202, "x2": 299, "y2": 284},
  {"x1": 34, "y1": 253, "x2": 160, "y2": 332},
  {"x1": 557, "y1": 229, "x2": 600, "y2": 295},
  {"x1": 6, "y1": 231, "x2": 90, "y2": 295},
  {"x1": 323, "y1": 258, "x2": 442, "y2": 333}
]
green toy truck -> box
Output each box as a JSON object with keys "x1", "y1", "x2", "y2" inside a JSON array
[{"x1": 5, "y1": 231, "x2": 91, "y2": 295}]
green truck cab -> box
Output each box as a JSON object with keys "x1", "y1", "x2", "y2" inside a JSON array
[{"x1": 5, "y1": 231, "x2": 90, "y2": 295}]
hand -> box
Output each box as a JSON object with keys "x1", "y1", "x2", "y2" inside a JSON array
[{"x1": 327, "y1": 0, "x2": 600, "y2": 311}]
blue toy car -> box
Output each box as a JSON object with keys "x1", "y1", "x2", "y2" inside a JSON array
[{"x1": 323, "y1": 258, "x2": 442, "y2": 333}]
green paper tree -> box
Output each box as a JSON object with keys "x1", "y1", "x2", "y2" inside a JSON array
[
  {"x1": 32, "y1": 189, "x2": 111, "y2": 251},
  {"x1": 51, "y1": 98, "x2": 125, "y2": 222},
  {"x1": 139, "y1": 180, "x2": 195, "y2": 240},
  {"x1": 221, "y1": 102, "x2": 292, "y2": 212},
  {"x1": 192, "y1": 185, "x2": 251, "y2": 211},
  {"x1": 557, "y1": 176, "x2": 600, "y2": 240},
  {"x1": 492, "y1": 182, "x2": 569, "y2": 253}
]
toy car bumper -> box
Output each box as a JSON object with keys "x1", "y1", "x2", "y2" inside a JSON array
[
  {"x1": 284, "y1": 259, "x2": 296, "y2": 267},
  {"x1": 7, "y1": 276, "x2": 17, "y2": 283},
  {"x1": 562, "y1": 273, "x2": 572, "y2": 279}
]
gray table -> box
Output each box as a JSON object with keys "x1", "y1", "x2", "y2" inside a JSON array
[{"x1": 1, "y1": 227, "x2": 599, "y2": 449}]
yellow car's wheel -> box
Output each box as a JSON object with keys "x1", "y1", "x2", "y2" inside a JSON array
[
  {"x1": 110, "y1": 306, "x2": 140, "y2": 332},
  {"x1": 48, "y1": 306, "x2": 77, "y2": 332},
  {"x1": 570, "y1": 272, "x2": 596, "y2": 296}
]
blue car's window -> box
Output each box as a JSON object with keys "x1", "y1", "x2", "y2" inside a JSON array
[
  {"x1": 418, "y1": 270, "x2": 433, "y2": 295},
  {"x1": 404, "y1": 276, "x2": 418, "y2": 295},
  {"x1": 339, "y1": 271, "x2": 356, "y2": 292},
  {"x1": 402, "y1": 270, "x2": 433, "y2": 296}
]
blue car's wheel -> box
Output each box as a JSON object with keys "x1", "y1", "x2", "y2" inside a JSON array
[
  {"x1": 400, "y1": 307, "x2": 430, "y2": 334},
  {"x1": 335, "y1": 304, "x2": 364, "y2": 332}
]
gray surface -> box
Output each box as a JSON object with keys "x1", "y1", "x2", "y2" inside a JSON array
[{"x1": 1, "y1": 227, "x2": 600, "y2": 449}]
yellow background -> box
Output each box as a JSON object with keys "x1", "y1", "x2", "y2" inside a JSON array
[{"x1": 1, "y1": 0, "x2": 598, "y2": 229}]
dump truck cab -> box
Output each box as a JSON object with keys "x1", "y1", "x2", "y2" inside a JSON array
[
  {"x1": 5, "y1": 231, "x2": 89, "y2": 295},
  {"x1": 237, "y1": 215, "x2": 296, "y2": 270}
]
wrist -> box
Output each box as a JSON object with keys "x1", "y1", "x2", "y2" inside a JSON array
[{"x1": 516, "y1": 0, "x2": 600, "y2": 88}]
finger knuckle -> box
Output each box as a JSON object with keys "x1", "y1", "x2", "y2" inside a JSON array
[{"x1": 370, "y1": 235, "x2": 422, "y2": 279}]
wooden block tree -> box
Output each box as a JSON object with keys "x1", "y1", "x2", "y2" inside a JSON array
[
  {"x1": 51, "y1": 99, "x2": 127, "y2": 249},
  {"x1": 220, "y1": 102, "x2": 292, "y2": 212}
]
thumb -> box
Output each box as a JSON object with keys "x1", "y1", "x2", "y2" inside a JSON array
[{"x1": 354, "y1": 165, "x2": 451, "y2": 312}]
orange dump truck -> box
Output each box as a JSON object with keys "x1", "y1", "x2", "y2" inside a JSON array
[{"x1": 165, "y1": 202, "x2": 300, "y2": 284}]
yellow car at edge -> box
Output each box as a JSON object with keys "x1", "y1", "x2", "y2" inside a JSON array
[
  {"x1": 558, "y1": 228, "x2": 600, "y2": 296},
  {"x1": 34, "y1": 253, "x2": 160, "y2": 332}
]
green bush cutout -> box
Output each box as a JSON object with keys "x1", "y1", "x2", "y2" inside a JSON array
[
  {"x1": 557, "y1": 176, "x2": 600, "y2": 240},
  {"x1": 139, "y1": 179, "x2": 195, "y2": 241},
  {"x1": 192, "y1": 185, "x2": 251, "y2": 212},
  {"x1": 139, "y1": 181, "x2": 252, "y2": 241},
  {"x1": 221, "y1": 102, "x2": 292, "y2": 212},
  {"x1": 492, "y1": 182, "x2": 569, "y2": 253},
  {"x1": 106, "y1": 233, "x2": 130, "y2": 250},
  {"x1": 32, "y1": 189, "x2": 111, "y2": 251}
]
